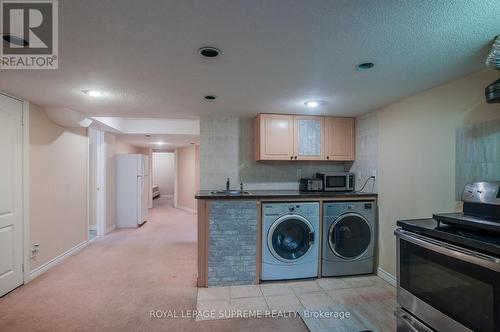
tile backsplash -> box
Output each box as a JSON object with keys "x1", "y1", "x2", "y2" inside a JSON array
[
  {"x1": 350, "y1": 111, "x2": 378, "y2": 193},
  {"x1": 200, "y1": 117, "x2": 350, "y2": 190},
  {"x1": 456, "y1": 119, "x2": 500, "y2": 199}
]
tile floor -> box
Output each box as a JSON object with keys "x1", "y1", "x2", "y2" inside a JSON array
[{"x1": 196, "y1": 274, "x2": 397, "y2": 330}]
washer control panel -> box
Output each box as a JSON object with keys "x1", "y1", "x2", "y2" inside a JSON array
[
  {"x1": 263, "y1": 202, "x2": 319, "y2": 216},
  {"x1": 323, "y1": 201, "x2": 376, "y2": 218}
]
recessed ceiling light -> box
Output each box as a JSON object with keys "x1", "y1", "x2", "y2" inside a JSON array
[
  {"x1": 1, "y1": 34, "x2": 28, "y2": 46},
  {"x1": 356, "y1": 62, "x2": 375, "y2": 70},
  {"x1": 204, "y1": 95, "x2": 217, "y2": 100},
  {"x1": 155, "y1": 142, "x2": 166, "y2": 145},
  {"x1": 304, "y1": 100, "x2": 327, "y2": 108},
  {"x1": 199, "y1": 47, "x2": 221, "y2": 58},
  {"x1": 82, "y1": 89, "x2": 103, "y2": 97}
]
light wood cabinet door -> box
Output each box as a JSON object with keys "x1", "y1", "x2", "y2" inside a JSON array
[
  {"x1": 293, "y1": 115, "x2": 325, "y2": 160},
  {"x1": 255, "y1": 114, "x2": 294, "y2": 160},
  {"x1": 325, "y1": 117, "x2": 355, "y2": 161}
]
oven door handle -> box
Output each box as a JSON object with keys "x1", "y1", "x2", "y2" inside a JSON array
[
  {"x1": 395, "y1": 229, "x2": 500, "y2": 272},
  {"x1": 396, "y1": 309, "x2": 434, "y2": 332}
]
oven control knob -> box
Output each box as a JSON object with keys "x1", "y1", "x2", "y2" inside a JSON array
[{"x1": 289, "y1": 207, "x2": 295, "y2": 212}]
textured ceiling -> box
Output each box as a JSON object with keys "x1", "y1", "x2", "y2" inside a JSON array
[{"x1": 0, "y1": 0, "x2": 498, "y2": 118}]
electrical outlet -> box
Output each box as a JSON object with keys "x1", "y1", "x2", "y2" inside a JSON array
[
  {"x1": 31, "y1": 243, "x2": 40, "y2": 258},
  {"x1": 371, "y1": 170, "x2": 377, "y2": 179}
]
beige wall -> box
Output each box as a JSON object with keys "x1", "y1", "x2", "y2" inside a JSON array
[
  {"x1": 377, "y1": 69, "x2": 500, "y2": 276},
  {"x1": 138, "y1": 147, "x2": 150, "y2": 156},
  {"x1": 176, "y1": 145, "x2": 200, "y2": 211},
  {"x1": 29, "y1": 104, "x2": 88, "y2": 270},
  {"x1": 114, "y1": 139, "x2": 142, "y2": 154}
]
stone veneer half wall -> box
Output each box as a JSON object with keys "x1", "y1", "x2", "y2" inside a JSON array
[{"x1": 208, "y1": 201, "x2": 257, "y2": 286}]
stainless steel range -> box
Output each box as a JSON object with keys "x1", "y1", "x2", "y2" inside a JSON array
[{"x1": 395, "y1": 181, "x2": 500, "y2": 332}]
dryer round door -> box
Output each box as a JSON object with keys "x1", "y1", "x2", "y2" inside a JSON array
[
  {"x1": 268, "y1": 214, "x2": 315, "y2": 263},
  {"x1": 328, "y1": 212, "x2": 372, "y2": 260}
]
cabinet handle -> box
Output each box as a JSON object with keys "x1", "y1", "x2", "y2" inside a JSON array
[
  {"x1": 290, "y1": 156, "x2": 293, "y2": 160},
  {"x1": 294, "y1": 156, "x2": 298, "y2": 160},
  {"x1": 326, "y1": 156, "x2": 329, "y2": 160}
]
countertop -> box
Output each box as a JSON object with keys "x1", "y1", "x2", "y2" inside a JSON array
[{"x1": 195, "y1": 190, "x2": 378, "y2": 200}]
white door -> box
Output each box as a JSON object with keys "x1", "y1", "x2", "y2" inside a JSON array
[
  {"x1": 140, "y1": 173, "x2": 148, "y2": 224},
  {"x1": 137, "y1": 155, "x2": 148, "y2": 224},
  {"x1": 137, "y1": 175, "x2": 144, "y2": 225},
  {"x1": 88, "y1": 128, "x2": 106, "y2": 236},
  {"x1": 0, "y1": 94, "x2": 23, "y2": 297},
  {"x1": 141, "y1": 156, "x2": 149, "y2": 222}
]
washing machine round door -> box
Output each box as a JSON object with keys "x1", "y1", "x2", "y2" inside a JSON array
[
  {"x1": 328, "y1": 213, "x2": 371, "y2": 260},
  {"x1": 268, "y1": 215, "x2": 314, "y2": 262}
]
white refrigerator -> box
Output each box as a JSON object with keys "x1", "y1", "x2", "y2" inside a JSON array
[{"x1": 116, "y1": 154, "x2": 149, "y2": 228}]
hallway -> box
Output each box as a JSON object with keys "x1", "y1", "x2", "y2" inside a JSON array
[
  {"x1": 0, "y1": 202, "x2": 305, "y2": 332},
  {"x1": 153, "y1": 195, "x2": 174, "y2": 209}
]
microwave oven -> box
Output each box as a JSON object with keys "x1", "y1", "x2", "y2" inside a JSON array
[{"x1": 316, "y1": 172, "x2": 355, "y2": 192}]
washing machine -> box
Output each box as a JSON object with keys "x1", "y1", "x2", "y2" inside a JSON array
[
  {"x1": 322, "y1": 201, "x2": 376, "y2": 277},
  {"x1": 261, "y1": 202, "x2": 319, "y2": 281}
]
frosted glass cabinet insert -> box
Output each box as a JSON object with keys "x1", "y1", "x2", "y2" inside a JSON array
[{"x1": 294, "y1": 116, "x2": 325, "y2": 160}]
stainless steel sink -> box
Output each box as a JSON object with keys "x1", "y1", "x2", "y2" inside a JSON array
[{"x1": 209, "y1": 190, "x2": 251, "y2": 196}]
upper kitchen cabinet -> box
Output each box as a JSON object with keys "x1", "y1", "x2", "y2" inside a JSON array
[
  {"x1": 325, "y1": 117, "x2": 355, "y2": 161},
  {"x1": 255, "y1": 114, "x2": 294, "y2": 160},
  {"x1": 255, "y1": 114, "x2": 354, "y2": 161},
  {"x1": 293, "y1": 115, "x2": 325, "y2": 160}
]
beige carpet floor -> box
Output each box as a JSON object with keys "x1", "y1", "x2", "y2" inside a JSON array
[{"x1": 0, "y1": 198, "x2": 307, "y2": 332}]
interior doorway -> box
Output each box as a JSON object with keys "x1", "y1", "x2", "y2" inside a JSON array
[
  {"x1": 152, "y1": 151, "x2": 176, "y2": 208},
  {"x1": 88, "y1": 128, "x2": 106, "y2": 239}
]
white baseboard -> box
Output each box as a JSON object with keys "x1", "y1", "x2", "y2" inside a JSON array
[
  {"x1": 377, "y1": 267, "x2": 397, "y2": 287},
  {"x1": 27, "y1": 240, "x2": 89, "y2": 283},
  {"x1": 176, "y1": 206, "x2": 197, "y2": 214},
  {"x1": 106, "y1": 223, "x2": 116, "y2": 233}
]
